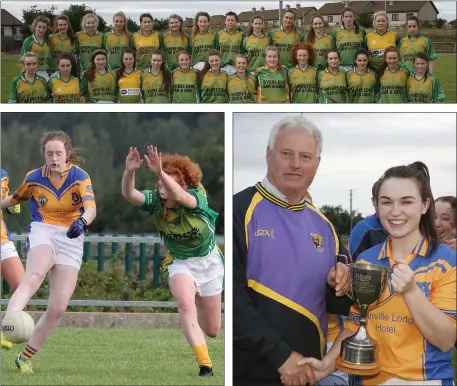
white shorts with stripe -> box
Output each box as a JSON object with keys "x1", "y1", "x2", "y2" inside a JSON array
[{"x1": 1, "y1": 241, "x2": 19, "y2": 261}]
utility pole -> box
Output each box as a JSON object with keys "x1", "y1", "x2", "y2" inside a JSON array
[
  {"x1": 279, "y1": 1, "x2": 283, "y2": 27},
  {"x1": 349, "y1": 189, "x2": 354, "y2": 232}
]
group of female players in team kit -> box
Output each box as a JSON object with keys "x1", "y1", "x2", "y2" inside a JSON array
[
  {"x1": 1, "y1": 133, "x2": 224, "y2": 377},
  {"x1": 9, "y1": 7, "x2": 445, "y2": 103}
]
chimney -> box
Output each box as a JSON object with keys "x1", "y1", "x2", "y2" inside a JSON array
[
  {"x1": 344, "y1": 1, "x2": 350, "y2": 7},
  {"x1": 252, "y1": 7, "x2": 256, "y2": 12},
  {"x1": 285, "y1": 4, "x2": 291, "y2": 10},
  {"x1": 260, "y1": 6, "x2": 265, "y2": 12},
  {"x1": 388, "y1": 1, "x2": 394, "y2": 5},
  {"x1": 296, "y1": 3, "x2": 301, "y2": 9}
]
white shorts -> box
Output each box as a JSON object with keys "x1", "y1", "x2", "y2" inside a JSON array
[
  {"x1": 1, "y1": 241, "x2": 19, "y2": 262},
  {"x1": 36, "y1": 71, "x2": 50, "y2": 81},
  {"x1": 193, "y1": 61, "x2": 205, "y2": 72},
  {"x1": 221, "y1": 64, "x2": 236, "y2": 76},
  {"x1": 379, "y1": 379, "x2": 450, "y2": 385},
  {"x1": 168, "y1": 247, "x2": 224, "y2": 297},
  {"x1": 26, "y1": 222, "x2": 84, "y2": 270},
  {"x1": 317, "y1": 342, "x2": 349, "y2": 386}
]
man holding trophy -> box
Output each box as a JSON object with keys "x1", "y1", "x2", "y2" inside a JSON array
[{"x1": 298, "y1": 161, "x2": 456, "y2": 385}]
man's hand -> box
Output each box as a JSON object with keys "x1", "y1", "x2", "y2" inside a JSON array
[
  {"x1": 296, "y1": 356, "x2": 334, "y2": 383},
  {"x1": 278, "y1": 351, "x2": 316, "y2": 385},
  {"x1": 327, "y1": 262, "x2": 350, "y2": 296}
]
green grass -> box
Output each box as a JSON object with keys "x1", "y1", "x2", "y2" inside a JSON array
[
  {"x1": 2, "y1": 54, "x2": 455, "y2": 102},
  {"x1": 1, "y1": 327, "x2": 224, "y2": 385}
]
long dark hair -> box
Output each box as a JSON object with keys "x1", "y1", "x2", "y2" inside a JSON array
[
  {"x1": 85, "y1": 49, "x2": 108, "y2": 82},
  {"x1": 58, "y1": 53, "x2": 79, "y2": 78},
  {"x1": 116, "y1": 48, "x2": 137, "y2": 79},
  {"x1": 341, "y1": 7, "x2": 360, "y2": 34},
  {"x1": 247, "y1": 15, "x2": 264, "y2": 36},
  {"x1": 54, "y1": 15, "x2": 76, "y2": 44},
  {"x1": 379, "y1": 46, "x2": 400, "y2": 77},
  {"x1": 435, "y1": 196, "x2": 457, "y2": 229},
  {"x1": 375, "y1": 161, "x2": 439, "y2": 256},
  {"x1": 306, "y1": 14, "x2": 325, "y2": 45},
  {"x1": 192, "y1": 12, "x2": 210, "y2": 37},
  {"x1": 353, "y1": 48, "x2": 372, "y2": 71},
  {"x1": 414, "y1": 52, "x2": 429, "y2": 82},
  {"x1": 149, "y1": 49, "x2": 171, "y2": 91}
]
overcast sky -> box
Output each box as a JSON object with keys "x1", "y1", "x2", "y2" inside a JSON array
[
  {"x1": 233, "y1": 113, "x2": 456, "y2": 217},
  {"x1": 3, "y1": 1, "x2": 456, "y2": 24}
]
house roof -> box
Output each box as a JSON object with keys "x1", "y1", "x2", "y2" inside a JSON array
[
  {"x1": 210, "y1": 15, "x2": 224, "y2": 26},
  {"x1": 1, "y1": 9, "x2": 23, "y2": 26},
  {"x1": 237, "y1": 6, "x2": 316, "y2": 23},
  {"x1": 317, "y1": 1, "x2": 373, "y2": 15},
  {"x1": 368, "y1": 1, "x2": 439, "y2": 15}
]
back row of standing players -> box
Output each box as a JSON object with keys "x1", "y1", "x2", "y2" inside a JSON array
[{"x1": 9, "y1": 8, "x2": 443, "y2": 103}]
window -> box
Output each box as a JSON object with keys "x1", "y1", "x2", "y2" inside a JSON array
[
  {"x1": 1, "y1": 27, "x2": 4, "y2": 37},
  {"x1": 328, "y1": 16, "x2": 333, "y2": 22},
  {"x1": 406, "y1": 12, "x2": 414, "y2": 18},
  {"x1": 392, "y1": 14, "x2": 399, "y2": 21}
]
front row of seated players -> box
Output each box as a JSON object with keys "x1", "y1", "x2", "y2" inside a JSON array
[{"x1": 9, "y1": 44, "x2": 444, "y2": 103}]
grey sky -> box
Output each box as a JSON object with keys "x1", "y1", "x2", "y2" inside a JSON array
[
  {"x1": 3, "y1": 1, "x2": 456, "y2": 24},
  {"x1": 233, "y1": 113, "x2": 456, "y2": 217}
]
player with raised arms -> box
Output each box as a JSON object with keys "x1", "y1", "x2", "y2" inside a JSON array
[
  {"x1": 0, "y1": 131, "x2": 97, "y2": 373},
  {"x1": 346, "y1": 49, "x2": 378, "y2": 103},
  {"x1": 48, "y1": 15, "x2": 76, "y2": 78},
  {"x1": 332, "y1": 7, "x2": 366, "y2": 72},
  {"x1": 170, "y1": 51, "x2": 199, "y2": 103},
  {"x1": 162, "y1": 15, "x2": 190, "y2": 72},
  {"x1": 377, "y1": 46, "x2": 409, "y2": 103},
  {"x1": 140, "y1": 50, "x2": 171, "y2": 103},
  {"x1": 227, "y1": 54, "x2": 257, "y2": 103},
  {"x1": 132, "y1": 13, "x2": 160, "y2": 71},
  {"x1": 190, "y1": 12, "x2": 217, "y2": 71},
  {"x1": 76, "y1": 13, "x2": 104, "y2": 73},
  {"x1": 254, "y1": 46, "x2": 289, "y2": 103},
  {"x1": 305, "y1": 15, "x2": 335, "y2": 70},
  {"x1": 103, "y1": 12, "x2": 132, "y2": 71},
  {"x1": 317, "y1": 49, "x2": 347, "y2": 103},
  {"x1": 216, "y1": 12, "x2": 244, "y2": 76},
  {"x1": 1, "y1": 169, "x2": 24, "y2": 350},
  {"x1": 287, "y1": 43, "x2": 318, "y2": 103},
  {"x1": 81, "y1": 49, "x2": 117, "y2": 103},
  {"x1": 407, "y1": 53, "x2": 445, "y2": 103},
  {"x1": 116, "y1": 49, "x2": 143, "y2": 103},
  {"x1": 121, "y1": 146, "x2": 224, "y2": 377},
  {"x1": 242, "y1": 15, "x2": 269, "y2": 73},
  {"x1": 21, "y1": 15, "x2": 51, "y2": 81},
  {"x1": 48, "y1": 54, "x2": 82, "y2": 103},
  {"x1": 9, "y1": 52, "x2": 49, "y2": 103},
  {"x1": 297, "y1": 161, "x2": 456, "y2": 386},
  {"x1": 198, "y1": 50, "x2": 229, "y2": 103}
]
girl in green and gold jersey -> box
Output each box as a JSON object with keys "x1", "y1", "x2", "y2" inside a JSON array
[
  {"x1": 21, "y1": 15, "x2": 51, "y2": 81},
  {"x1": 346, "y1": 49, "x2": 378, "y2": 103},
  {"x1": 399, "y1": 16, "x2": 437, "y2": 74},
  {"x1": 242, "y1": 15, "x2": 269, "y2": 73},
  {"x1": 332, "y1": 7, "x2": 365, "y2": 72},
  {"x1": 407, "y1": 53, "x2": 445, "y2": 103},
  {"x1": 103, "y1": 12, "x2": 132, "y2": 71},
  {"x1": 9, "y1": 52, "x2": 49, "y2": 103},
  {"x1": 81, "y1": 49, "x2": 117, "y2": 103},
  {"x1": 171, "y1": 51, "x2": 199, "y2": 103},
  {"x1": 76, "y1": 13, "x2": 104, "y2": 73},
  {"x1": 48, "y1": 54, "x2": 83, "y2": 103},
  {"x1": 318, "y1": 49, "x2": 347, "y2": 103},
  {"x1": 227, "y1": 54, "x2": 256, "y2": 103},
  {"x1": 48, "y1": 15, "x2": 76, "y2": 77},
  {"x1": 254, "y1": 46, "x2": 289, "y2": 103},
  {"x1": 190, "y1": 12, "x2": 217, "y2": 71},
  {"x1": 378, "y1": 46, "x2": 409, "y2": 103},
  {"x1": 216, "y1": 12, "x2": 244, "y2": 76},
  {"x1": 287, "y1": 43, "x2": 318, "y2": 103},
  {"x1": 305, "y1": 15, "x2": 335, "y2": 70},
  {"x1": 117, "y1": 49, "x2": 143, "y2": 103},
  {"x1": 122, "y1": 146, "x2": 223, "y2": 377},
  {"x1": 162, "y1": 14, "x2": 190, "y2": 71},
  {"x1": 141, "y1": 50, "x2": 171, "y2": 103},
  {"x1": 198, "y1": 50, "x2": 229, "y2": 103},
  {"x1": 132, "y1": 13, "x2": 160, "y2": 71}
]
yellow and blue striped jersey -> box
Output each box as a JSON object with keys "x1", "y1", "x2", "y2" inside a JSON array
[
  {"x1": 9, "y1": 73, "x2": 49, "y2": 103},
  {"x1": 1, "y1": 169, "x2": 12, "y2": 244},
  {"x1": 48, "y1": 74, "x2": 82, "y2": 103},
  {"x1": 10, "y1": 164, "x2": 96, "y2": 228}
]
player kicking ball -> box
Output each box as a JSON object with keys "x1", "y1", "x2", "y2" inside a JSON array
[{"x1": 121, "y1": 145, "x2": 224, "y2": 376}]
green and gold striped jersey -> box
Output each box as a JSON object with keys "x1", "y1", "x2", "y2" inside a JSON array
[
  {"x1": 190, "y1": 31, "x2": 217, "y2": 65},
  {"x1": 346, "y1": 68, "x2": 378, "y2": 103},
  {"x1": 118, "y1": 70, "x2": 143, "y2": 103},
  {"x1": 407, "y1": 73, "x2": 445, "y2": 103},
  {"x1": 161, "y1": 32, "x2": 190, "y2": 71},
  {"x1": 216, "y1": 29, "x2": 244, "y2": 66},
  {"x1": 398, "y1": 34, "x2": 437, "y2": 73},
  {"x1": 227, "y1": 73, "x2": 256, "y2": 103},
  {"x1": 48, "y1": 74, "x2": 82, "y2": 103},
  {"x1": 9, "y1": 73, "x2": 49, "y2": 103},
  {"x1": 331, "y1": 25, "x2": 366, "y2": 66},
  {"x1": 76, "y1": 31, "x2": 104, "y2": 72},
  {"x1": 21, "y1": 35, "x2": 50, "y2": 72},
  {"x1": 378, "y1": 66, "x2": 409, "y2": 103},
  {"x1": 131, "y1": 31, "x2": 161, "y2": 70},
  {"x1": 199, "y1": 70, "x2": 229, "y2": 103},
  {"x1": 81, "y1": 71, "x2": 117, "y2": 102},
  {"x1": 255, "y1": 66, "x2": 289, "y2": 103},
  {"x1": 317, "y1": 68, "x2": 347, "y2": 103},
  {"x1": 171, "y1": 68, "x2": 199, "y2": 103},
  {"x1": 287, "y1": 65, "x2": 318, "y2": 103},
  {"x1": 242, "y1": 34, "x2": 269, "y2": 73},
  {"x1": 309, "y1": 34, "x2": 334, "y2": 70},
  {"x1": 268, "y1": 27, "x2": 303, "y2": 68},
  {"x1": 103, "y1": 31, "x2": 132, "y2": 71},
  {"x1": 141, "y1": 71, "x2": 170, "y2": 103},
  {"x1": 48, "y1": 34, "x2": 76, "y2": 73},
  {"x1": 364, "y1": 30, "x2": 399, "y2": 71}
]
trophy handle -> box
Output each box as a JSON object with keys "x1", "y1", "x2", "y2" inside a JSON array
[{"x1": 335, "y1": 254, "x2": 354, "y2": 301}]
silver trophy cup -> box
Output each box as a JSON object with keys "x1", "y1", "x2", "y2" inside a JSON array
[{"x1": 335, "y1": 261, "x2": 389, "y2": 376}]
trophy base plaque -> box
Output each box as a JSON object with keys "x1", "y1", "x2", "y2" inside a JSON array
[{"x1": 335, "y1": 356, "x2": 381, "y2": 376}]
